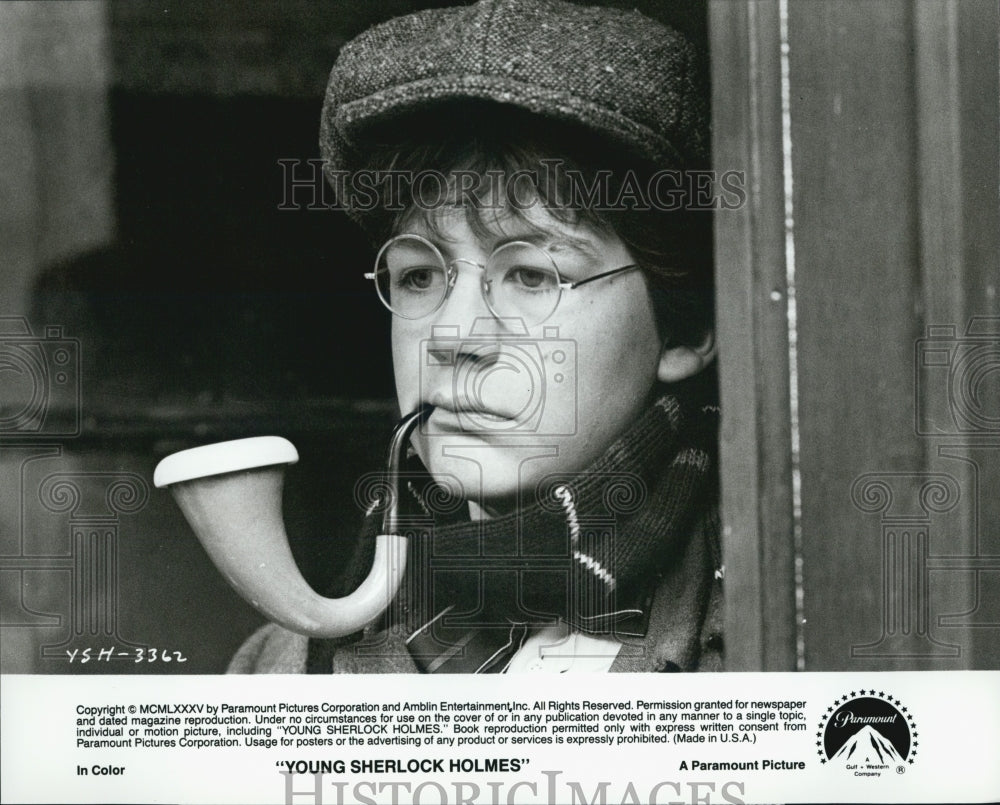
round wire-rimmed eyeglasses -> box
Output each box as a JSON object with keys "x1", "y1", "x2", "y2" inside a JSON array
[{"x1": 364, "y1": 233, "x2": 640, "y2": 326}]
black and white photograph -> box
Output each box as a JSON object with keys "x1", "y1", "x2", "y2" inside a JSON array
[{"x1": 1, "y1": 1, "x2": 998, "y2": 803}]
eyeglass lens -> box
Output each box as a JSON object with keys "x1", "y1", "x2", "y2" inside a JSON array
[{"x1": 374, "y1": 236, "x2": 563, "y2": 325}]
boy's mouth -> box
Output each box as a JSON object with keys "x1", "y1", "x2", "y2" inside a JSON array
[{"x1": 423, "y1": 393, "x2": 516, "y2": 430}]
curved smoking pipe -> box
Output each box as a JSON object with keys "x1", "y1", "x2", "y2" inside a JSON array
[{"x1": 153, "y1": 405, "x2": 432, "y2": 638}]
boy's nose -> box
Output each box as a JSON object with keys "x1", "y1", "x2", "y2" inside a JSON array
[{"x1": 432, "y1": 261, "x2": 493, "y2": 335}]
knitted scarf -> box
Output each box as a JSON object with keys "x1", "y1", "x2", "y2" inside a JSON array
[{"x1": 308, "y1": 373, "x2": 719, "y2": 673}]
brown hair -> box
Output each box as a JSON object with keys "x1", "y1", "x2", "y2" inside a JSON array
[{"x1": 352, "y1": 101, "x2": 714, "y2": 348}]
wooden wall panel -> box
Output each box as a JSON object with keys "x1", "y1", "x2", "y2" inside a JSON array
[
  {"x1": 711, "y1": 0, "x2": 999, "y2": 670},
  {"x1": 789, "y1": 0, "x2": 931, "y2": 671},
  {"x1": 710, "y1": 0, "x2": 798, "y2": 671},
  {"x1": 921, "y1": 0, "x2": 1000, "y2": 671}
]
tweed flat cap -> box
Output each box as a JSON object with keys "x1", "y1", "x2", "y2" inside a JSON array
[{"x1": 320, "y1": 0, "x2": 709, "y2": 185}]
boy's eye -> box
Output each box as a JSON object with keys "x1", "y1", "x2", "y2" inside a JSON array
[
  {"x1": 396, "y1": 265, "x2": 445, "y2": 292},
  {"x1": 502, "y1": 265, "x2": 558, "y2": 291}
]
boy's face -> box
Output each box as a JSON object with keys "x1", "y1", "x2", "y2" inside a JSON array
[{"x1": 391, "y1": 206, "x2": 667, "y2": 513}]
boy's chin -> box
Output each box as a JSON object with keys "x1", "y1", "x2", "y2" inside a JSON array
[{"x1": 418, "y1": 444, "x2": 562, "y2": 515}]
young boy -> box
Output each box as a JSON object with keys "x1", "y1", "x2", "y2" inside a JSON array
[{"x1": 231, "y1": 0, "x2": 721, "y2": 674}]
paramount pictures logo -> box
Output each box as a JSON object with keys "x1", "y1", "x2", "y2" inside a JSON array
[{"x1": 816, "y1": 692, "x2": 917, "y2": 778}]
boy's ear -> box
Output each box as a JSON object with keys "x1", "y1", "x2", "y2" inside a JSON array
[{"x1": 656, "y1": 330, "x2": 717, "y2": 383}]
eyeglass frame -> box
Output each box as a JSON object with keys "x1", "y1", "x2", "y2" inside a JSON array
[{"x1": 364, "y1": 233, "x2": 641, "y2": 325}]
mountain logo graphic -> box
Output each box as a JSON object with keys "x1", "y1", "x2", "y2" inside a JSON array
[
  {"x1": 816, "y1": 692, "x2": 917, "y2": 774},
  {"x1": 831, "y1": 725, "x2": 904, "y2": 764}
]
